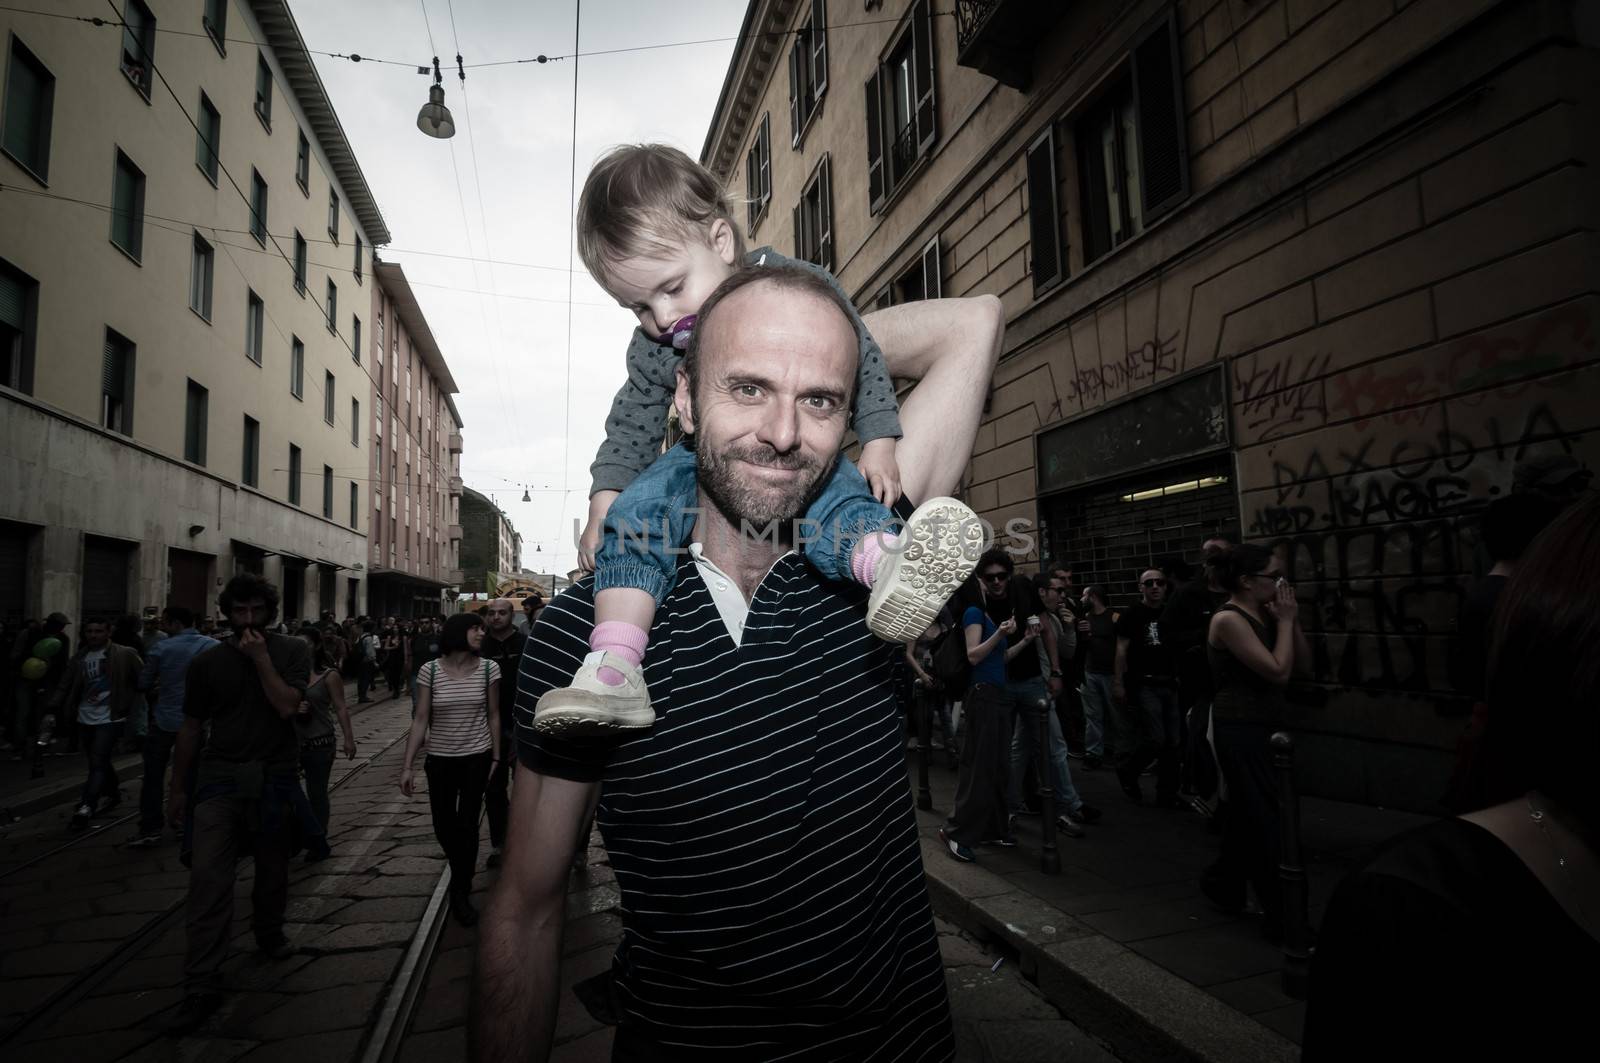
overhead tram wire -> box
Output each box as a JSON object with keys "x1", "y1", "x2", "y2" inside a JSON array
[
  {"x1": 559, "y1": 0, "x2": 582, "y2": 551},
  {"x1": 441, "y1": 0, "x2": 522, "y2": 438}
]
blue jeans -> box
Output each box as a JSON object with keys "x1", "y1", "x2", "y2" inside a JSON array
[
  {"x1": 79, "y1": 721, "x2": 121, "y2": 809},
  {"x1": 1079, "y1": 672, "x2": 1112, "y2": 758},
  {"x1": 594, "y1": 443, "x2": 891, "y2": 605},
  {"x1": 1002, "y1": 677, "x2": 1084, "y2": 817},
  {"x1": 139, "y1": 727, "x2": 177, "y2": 835}
]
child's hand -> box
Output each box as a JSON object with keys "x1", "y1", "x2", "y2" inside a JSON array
[
  {"x1": 578, "y1": 491, "x2": 620, "y2": 573},
  {"x1": 857, "y1": 438, "x2": 902, "y2": 507},
  {"x1": 578, "y1": 517, "x2": 602, "y2": 573}
]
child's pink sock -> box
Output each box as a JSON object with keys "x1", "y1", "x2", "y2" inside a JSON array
[
  {"x1": 851, "y1": 531, "x2": 901, "y2": 588},
  {"x1": 591, "y1": 621, "x2": 648, "y2": 686}
]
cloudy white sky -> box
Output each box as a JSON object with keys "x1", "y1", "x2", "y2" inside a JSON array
[{"x1": 296, "y1": 0, "x2": 746, "y2": 578}]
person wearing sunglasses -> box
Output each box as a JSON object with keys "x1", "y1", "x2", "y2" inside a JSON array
[
  {"x1": 1199, "y1": 544, "x2": 1310, "y2": 943},
  {"x1": 1113, "y1": 569, "x2": 1181, "y2": 807}
]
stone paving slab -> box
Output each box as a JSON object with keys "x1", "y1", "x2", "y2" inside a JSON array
[
  {"x1": 912, "y1": 750, "x2": 1432, "y2": 1057},
  {"x1": 0, "y1": 699, "x2": 438, "y2": 1060}
]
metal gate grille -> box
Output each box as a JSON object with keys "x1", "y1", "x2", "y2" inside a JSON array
[
  {"x1": 82, "y1": 536, "x2": 132, "y2": 620},
  {"x1": 1042, "y1": 455, "x2": 1237, "y2": 608}
]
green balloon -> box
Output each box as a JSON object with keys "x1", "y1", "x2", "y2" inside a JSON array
[
  {"x1": 19, "y1": 657, "x2": 47, "y2": 681},
  {"x1": 31, "y1": 637, "x2": 62, "y2": 660}
]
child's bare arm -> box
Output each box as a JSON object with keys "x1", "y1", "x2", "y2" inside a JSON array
[{"x1": 862, "y1": 297, "x2": 1004, "y2": 504}]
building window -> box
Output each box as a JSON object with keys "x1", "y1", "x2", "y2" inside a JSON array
[
  {"x1": 1078, "y1": 16, "x2": 1188, "y2": 263},
  {"x1": 350, "y1": 397, "x2": 359, "y2": 445},
  {"x1": 289, "y1": 335, "x2": 304, "y2": 398},
  {"x1": 292, "y1": 231, "x2": 306, "y2": 293},
  {"x1": 353, "y1": 234, "x2": 363, "y2": 282},
  {"x1": 249, "y1": 169, "x2": 268, "y2": 244},
  {"x1": 1026, "y1": 126, "x2": 1065, "y2": 294},
  {"x1": 744, "y1": 113, "x2": 771, "y2": 236},
  {"x1": 2, "y1": 36, "x2": 55, "y2": 182},
  {"x1": 0, "y1": 257, "x2": 37, "y2": 393},
  {"x1": 352, "y1": 315, "x2": 362, "y2": 364},
  {"x1": 327, "y1": 190, "x2": 340, "y2": 244},
  {"x1": 324, "y1": 370, "x2": 335, "y2": 425},
  {"x1": 288, "y1": 444, "x2": 301, "y2": 505},
  {"x1": 349, "y1": 481, "x2": 358, "y2": 529},
  {"x1": 203, "y1": 0, "x2": 227, "y2": 55},
  {"x1": 101, "y1": 328, "x2": 135, "y2": 435},
  {"x1": 326, "y1": 278, "x2": 337, "y2": 332},
  {"x1": 873, "y1": 237, "x2": 941, "y2": 309},
  {"x1": 195, "y1": 92, "x2": 221, "y2": 184},
  {"x1": 110, "y1": 149, "x2": 145, "y2": 261},
  {"x1": 245, "y1": 289, "x2": 264, "y2": 364},
  {"x1": 189, "y1": 233, "x2": 214, "y2": 320},
  {"x1": 788, "y1": 0, "x2": 828, "y2": 147},
  {"x1": 120, "y1": 1, "x2": 155, "y2": 98},
  {"x1": 184, "y1": 379, "x2": 208, "y2": 465},
  {"x1": 254, "y1": 54, "x2": 273, "y2": 130},
  {"x1": 864, "y1": 0, "x2": 935, "y2": 215},
  {"x1": 242, "y1": 415, "x2": 259, "y2": 487},
  {"x1": 323, "y1": 465, "x2": 334, "y2": 519},
  {"x1": 794, "y1": 154, "x2": 833, "y2": 271},
  {"x1": 295, "y1": 129, "x2": 309, "y2": 193}
]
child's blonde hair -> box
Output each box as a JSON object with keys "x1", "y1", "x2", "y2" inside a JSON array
[{"x1": 576, "y1": 144, "x2": 746, "y2": 287}]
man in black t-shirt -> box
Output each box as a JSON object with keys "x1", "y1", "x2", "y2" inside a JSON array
[
  {"x1": 479, "y1": 599, "x2": 525, "y2": 867},
  {"x1": 167, "y1": 574, "x2": 310, "y2": 1034},
  {"x1": 1114, "y1": 569, "x2": 1180, "y2": 807}
]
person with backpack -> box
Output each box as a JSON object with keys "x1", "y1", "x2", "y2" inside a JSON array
[
  {"x1": 398, "y1": 612, "x2": 502, "y2": 926},
  {"x1": 355, "y1": 621, "x2": 379, "y2": 704},
  {"x1": 937, "y1": 570, "x2": 1031, "y2": 862}
]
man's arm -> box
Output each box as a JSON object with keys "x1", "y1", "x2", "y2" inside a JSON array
[
  {"x1": 166, "y1": 716, "x2": 204, "y2": 826},
  {"x1": 860, "y1": 296, "x2": 1004, "y2": 504},
  {"x1": 1114, "y1": 636, "x2": 1131, "y2": 703},
  {"x1": 240, "y1": 632, "x2": 308, "y2": 719},
  {"x1": 472, "y1": 766, "x2": 599, "y2": 1063},
  {"x1": 138, "y1": 640, "x2": 161, "y2": 692}
]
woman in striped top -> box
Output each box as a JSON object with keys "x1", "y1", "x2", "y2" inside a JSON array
[{"x1": 398, "y1": 612, "x2": 502, "y2": 925}]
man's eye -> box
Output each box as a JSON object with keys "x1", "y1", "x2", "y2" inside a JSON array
[
  {"x1": 803, "y1": 396, "x2": 836, "y2": 410},
  {"x1": 735, "y1": 384, "x2": 761, "y2": 398}
]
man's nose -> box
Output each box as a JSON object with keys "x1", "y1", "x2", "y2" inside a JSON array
[{"x1": 757, "y1": 402, "x2": 800, "y2": 453}]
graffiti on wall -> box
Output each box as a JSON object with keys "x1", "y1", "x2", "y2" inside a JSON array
[{"x1": 1065, "y1": 331, "x2": 1180, "y2": 404}]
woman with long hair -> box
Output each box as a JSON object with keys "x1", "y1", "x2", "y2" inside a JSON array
[
  {"x1": 936, "y1": 559, "x2": 1035, "y2": 862},
  {"x1": 295, "y1": 631, "x2": 357, "y2": 862},
  {"x1": 398, "y1": 612, "x2": 502, "y2": 925},
  {"x1": 1303, "y1": 494, "x2": 1600, "y2": 1056},
  {"x1": 1199, "y1": 543, "x2": 1309, "y2": 940}
]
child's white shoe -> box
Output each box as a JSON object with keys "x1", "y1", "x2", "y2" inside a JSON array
[
  {"x1": 533, "y1": 651, "x2": 655, "y2": 736},
  {"x1": 866, "y1": 497, "x2": 985, "y2": 643}
]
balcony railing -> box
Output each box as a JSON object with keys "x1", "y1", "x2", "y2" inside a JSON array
[
  {"x1": 447, "y1": 432, "x2": 463, "y2": 453},
  {"x1": 447, "y1": 524, "x2": 463, "y2": 541},
  {"x1": 448, "y1": 475, "x2": 463, "y2": 496},
  {"x1": 955, "y1": 0, "x2": 1065, "y2": 92}
]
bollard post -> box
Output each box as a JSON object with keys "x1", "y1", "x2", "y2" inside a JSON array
[
  {"x1": 1271, "y1": 731, "x2": 1311, "y2": 998},
  {"x1": 1037, "y1": 707, "x2": 1060, "y2": 874},
  {"x1": 915, "y1": 684, "x2": 933, "y2": 811}
]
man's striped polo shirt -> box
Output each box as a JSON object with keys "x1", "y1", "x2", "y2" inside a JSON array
[{"x1": 515, "y1": 554, "x2": 955, "y2": 1060}]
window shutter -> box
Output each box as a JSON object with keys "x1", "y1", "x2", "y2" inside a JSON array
[
  {"x1": 793, "y1": 202, "x2": 805, "y2": 263},
  {"x1": 0, "y1": 271, "x2": 24, "y2": 330},
  {"x1": 788, "y1": 43, "x2": 802, "y2": 148},
  {"x1": 921, "y1": 238, "x2": 941, "y2": 300},
  {"x1": 1078, "y1": 121, "x2": 1113, "y2": 262},
  {"x1": 811, "y1": 0, "x2": 828, "y2": 101},
  {"x1": 1026, "y1": 128, "x2": 1064, "y2": 292},
  {"x1": 759, "y1": 116, "x2": 771, "y2": 212},
  {"x1": 102, "y1": 337, "x2": 123, "y2": 400},
  {"x1": 1132, "y1": 13, "x2": 1189, "y2": 221},
  {"x1": 746, "y1": 148, "x2": 758, "y2": 233},
  {"x1": 818, "y1": 155, "x2": 833, "y2": 272},
  {"x1": 864, "y1": 71, "x2": 885, "y2": 214},
  {"x1": 912, "y1": 0, "x2": 937, "y2": 157}
]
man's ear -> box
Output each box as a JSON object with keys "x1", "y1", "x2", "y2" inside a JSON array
[
  {"x1": 674, "y1": 365, "x2": 697, "y2": 436},
  {"x1": 708, "y1": 218, "x2": 739, "y2": 267}
]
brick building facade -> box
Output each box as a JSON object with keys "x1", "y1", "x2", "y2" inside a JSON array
[{"x1": 702, "y1": 0, "x2": 1598, "y2": 809}]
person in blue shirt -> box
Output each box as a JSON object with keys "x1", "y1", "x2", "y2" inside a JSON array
[
  {"x1": 128, "y1": 606, "x2": 217, "y2": 847},
  {"x1": 938, "y1": 560, "x2": 1038, "y2": 863}
]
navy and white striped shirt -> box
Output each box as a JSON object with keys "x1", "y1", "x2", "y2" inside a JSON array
[{"x1": 515, "y1": 556, "x2": 954, "y2": 1060}]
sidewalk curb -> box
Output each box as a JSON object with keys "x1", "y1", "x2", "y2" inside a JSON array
[{"x1": 920, "y1": 839, "x2": 1298, "y2": 1063}]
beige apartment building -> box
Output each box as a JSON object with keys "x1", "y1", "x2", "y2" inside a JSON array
[
  {"x1": 703, "y1": 0, "x2": 1598, "y2": 809},
  {"x1": 0, "y1": 0, "x2": 388, "y2": 625},
  {"x1": 368, "y1": 261, "x2": 464, "y2": 618}
]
